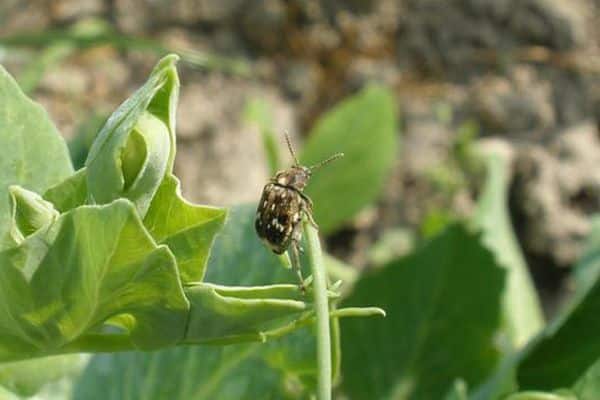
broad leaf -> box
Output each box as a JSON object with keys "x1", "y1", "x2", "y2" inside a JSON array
[
  {"x1": 43, "y1": 169, "x2": 88, "y2": 213},
  {"x1": 45, "y1": 172, "x2": 226, "y2": 284},
  {"x1": 0, "y1": 64, "x2": 73, "y2": 244},
  {"x1": 73, "y1": 345, "x2": 300, "y2": 400},
  {"x1": 74, "y1": 205, "x2": 342, "y2": 399},
  {"x1": 300, "y1": 85, "x2": 397, "y2": 234},
  {"x1": 516, "y1": 230, "x2": 600, "y2": 389},
  {"x1": 572, "y1": 357, "x2": 600, "y2": 399},
  {"x1": 0, "y1": 355, "x2": 83, "y2": 397},
  {"x1": 143, "y1": 174, "x2": 226, "y2": 283},
  {"x1": 473, "y1": 219, "x2": 600, "y2": 398},
  {"x1": 473, "y1": 154, "x2": 544, "y2": 348},
  {"x1": 0, "y1": 198, "x2": 189, "y2": 361},
  {"x1": 513, "y1": 217, "x2": 600, "y2": 389},
  {"x1": 499, "y1": 357, "x2": 600, "y2": 400},
  {"x1": 340, "y1": 225, "x2": 504, "y2": 399}
]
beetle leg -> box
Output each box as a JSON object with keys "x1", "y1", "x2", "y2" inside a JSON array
[
  {"x1": 301, "y1": 197, "x2": 319, "y2": 230},
  {"x1": 290, "y1": 237, "x2": 306, "y2": 293}
]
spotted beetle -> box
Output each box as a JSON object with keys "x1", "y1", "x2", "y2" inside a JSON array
[{"x1": 255, "y1": 134, "x2": 343, "y2": 290}]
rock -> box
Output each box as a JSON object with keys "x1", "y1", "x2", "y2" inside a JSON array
[
  {"x1": 397, "y1": 0, "x2": 585, "y2": 75},
  {"x1": 469, "y1": 66, "x2": 555, "y2": 134},
  {"x1": 0, "y1": 1, "x2": 50, "y2": 36},
  {"x1": 282, "y1": 60, "x2": 321, "y2": 101},
  {"x1": 49, "y1": 0, "x2": 105, "y2": 22},
  {"x1": 512, "y1": 122, "x2": 600, "y2": 266},
  {"x1": 240, "y1": 0, "x2": 287, "y2": 52},
  {"x1": 174, "y1": 74, "x2": 297, "y2": 206},
  {"x1": 115, "y1": 0, "x2": 247, "y2": 33}
]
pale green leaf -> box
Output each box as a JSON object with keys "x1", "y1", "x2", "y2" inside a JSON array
[
  {"x1": 143, "y1": 174, "x2": 226, "y2": 283},
  {"x1": 473, "y1": 153, "x2": 544, "y2": 348},
  {"x1": 300, "y1": 85, "x2": 398, "y2": 233},
  {"x1": 573, "y1": 215, "x2": 600, "y2": 293},
  {"x1": 0, "y1": 64, "x2": 73, "y2": 245},
  {"x1": 85, "y1": 55, "x2": 178, "y2": 217},
  {"x1": 72, "y1": 205, "x2": 340, "y2": 399},
  {"x1": 0, "y1": 355, "x2": 83, "y2": 397},
  {"x1": 443, "y1": 380, "x2": 468, "y2": 400},
  {"x1": 572, "y1": 357, "x2": 600, "y2": 399},
  {"x1": 0, "y1": 199, "x2": 189, "y2": 361}
]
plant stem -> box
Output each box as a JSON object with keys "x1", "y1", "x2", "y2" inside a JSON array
[{"x1": 303, "y1": 220, "x2": 331, "y2": 400}]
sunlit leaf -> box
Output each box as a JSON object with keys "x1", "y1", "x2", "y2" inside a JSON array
[
  {"x1": 0, "y1": 64, "x2": 73, "y2": 246},
  {"x1": 474, "y1": 153, "x2": 544, "y2": 347},
  {"x1": 300, "y1": 85, "x2": 398, "y2": 234},
  {"x1": 74, "y1": 205, "x2": 341, "y2": 399},
  {"x1": 85, "y1": 54, "x2": 178, "y2": 217}
]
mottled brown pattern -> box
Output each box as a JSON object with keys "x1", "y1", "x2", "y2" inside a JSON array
[
  {"x1": 254, "y1": 134, "x2": 342, "y2": 289},
  {"x1": 255, "y1": 183, "x2": 304, "y2": 254}
]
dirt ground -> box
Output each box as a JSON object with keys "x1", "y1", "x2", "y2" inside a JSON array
[{"x1": 2, "y1": 0, "x2": 600, "y2": 315}]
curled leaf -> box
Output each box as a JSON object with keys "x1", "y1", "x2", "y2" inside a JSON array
[
  {"x1": 4, "y1": 185, "x2": 58, "y2": 246},
  {"x1": 85, "y1": 55, "x2": 179, "y2": 217},
  {"x1": 184, "y1": 283, "x2": 307, "y2": 344}
]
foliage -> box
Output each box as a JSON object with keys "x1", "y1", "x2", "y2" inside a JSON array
[
  {"x1": 340, "y1": 225, "x2": 505, "y2": 399},
  {"x1": 300, "y1": 85, "x2": 397, "y2": 234},
  {"x1": 0, "y1": 54, "x2": 380, "y2": 399},
  {"x1": 72, "y1": 205, "x2": 337, "y2": 399},
  {"x1": 473, "y1": 154, "x2": 544, "y2": 348},
  {"x1": 1, "y1": 49, "x2": 599, "y2": 400}
]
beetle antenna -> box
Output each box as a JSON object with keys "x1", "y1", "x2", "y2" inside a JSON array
[
  {"x1": 310, "y1": 153, "x2": 344, "y2": 170},
  {"x1": 284, "y1": 132, "x2": 300, "y2": 166}
]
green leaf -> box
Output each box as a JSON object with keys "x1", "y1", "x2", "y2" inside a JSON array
[
  {"x1": 204, "y1": 205, "x2": 310, "y2": 286},
  {"x1": 573, "y1": 215, "x2": 600, "y2": 293},
  {"x1": 0, "y1": 64, "x2": 73, "y2": 245},
  {"x1": 0, "y1": 355, "x2": 83, "y2": 397},
  {"x1": 340, "y1": 225, "x2": 505, "y2": 399},
  {"x1": 503, "y1": 392, "x2": 576, "y2": 400},
  {"x1": 473, "y1": 219, "x2": 600, "y2": 399},
  {"x1": 443, "y1": 380, "x2": 468, "y2": 400},
  {"x1": 73, "y1": 345, "x2": 302, "y2": 400},
  {"x1": 473, "y1": 153, "x2": 544, "y2": 348},
  {"x1": 512, "y1": 217, "x2": 600, "y2": 390},
  {"x1": 485, "y1": 357, "x2": 600, "y2": 400},
  {"x1": 516, "y1": 232, "x2": 600, "y2": 389},
  {"x1": 143, "y1": 174, "x2": 226, "y2": 283},
  {"x1": 43, "y1": 168, "x2": 88, "y2": 213},
  {"x1": 572, "y1": 358, "x2": 600, "y2": 399},
  {"x1": 3, "y1": 186, "x2": 59, "y2": 247},
  {"x1": 0, "y1": 199, "x2": 189, "y2": 361},
  {"x1": 85, "y1": 54, "x2": 178, "y2": 217},
  {"x1": 300, "y1": 85, "x2": 398, "y2": 233},
  {"x1": 72, "y1": 205, "x2": 336, "y2": 399}
]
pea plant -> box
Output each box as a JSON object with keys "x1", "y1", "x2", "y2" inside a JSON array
[
  {"x1": 0, "y1": 54, "x2": 599, "y2": 400},
  {"x1": 0, "y1": 55, "x2": 382, "y2": 399}
]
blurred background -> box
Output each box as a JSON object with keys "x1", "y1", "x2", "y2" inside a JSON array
[{"x1": 2, "y1": 0, "x2": 600, "y2": 339}]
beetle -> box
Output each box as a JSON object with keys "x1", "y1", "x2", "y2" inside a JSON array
[{"x1": 255, "y1": 133, "x2": 343, "y2": 290}]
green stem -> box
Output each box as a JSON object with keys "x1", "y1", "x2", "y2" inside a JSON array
[{"x1": 304, "y1": 220, "x2": 331, "y2": 400}]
